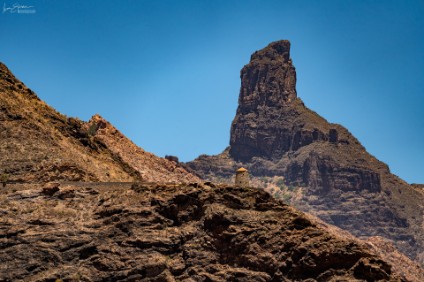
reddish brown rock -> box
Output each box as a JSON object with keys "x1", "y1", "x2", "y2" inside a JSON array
[{"x1": 41, "y1": 182, "x2": 60, "y2": 196}]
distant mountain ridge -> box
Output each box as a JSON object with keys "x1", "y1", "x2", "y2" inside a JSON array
[
  {"x1": 0, "y1": 62, "x2": 199, "y2": 183},
  {"x1": 185, "y1": 40, "x2": 424, "y2": 265}
]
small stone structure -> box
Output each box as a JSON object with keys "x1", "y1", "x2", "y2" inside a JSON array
[{"x1": 235, "y1": 167, "x2": 249, "y2": 187}]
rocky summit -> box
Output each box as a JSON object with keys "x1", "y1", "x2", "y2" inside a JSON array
[
  {"x1": 0, "y1": 182, "x2": 418, "y2": 281},
  {"x1": 186, "y1": 40, "x2": 424, "y2": 265},
  {"x1": 0, "y1": 62, "x2": 199, "y2": 183}
]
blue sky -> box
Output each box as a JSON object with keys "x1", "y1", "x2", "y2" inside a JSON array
[{"x1": 1, "y1": 0, "x2": 423, "y2": 183}]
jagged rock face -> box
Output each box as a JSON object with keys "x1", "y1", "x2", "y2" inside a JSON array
[
  {"x1": 186, "y1": 41, "x2": 424, "y2": 265},
  {"x1": 0, "y1": 182, "x2": 410, "y2": 281},
  {"x1": 0, "y1": 62, "x2": 199, "y2": 183},
  {"x1": 230, "y1": 40, "x2": 299, "y2": 161}
]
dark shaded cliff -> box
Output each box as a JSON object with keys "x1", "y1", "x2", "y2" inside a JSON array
[{"x1": 186, "y1": 40, "x2": 424, "y2": 265}]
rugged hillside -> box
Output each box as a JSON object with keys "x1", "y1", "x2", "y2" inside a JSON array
[
  {"x1": 0, "y1": 182, "x2": 415, "y2": 281},
  {"x1": 0, "y1": 62, "x2": 199, "y2": 183},
  {"x1": 85, "y1": 114, "x2": 199, "y2": 183},
  {"x1": 186, "y1": 41, "x2": 424, "y2": 264}
]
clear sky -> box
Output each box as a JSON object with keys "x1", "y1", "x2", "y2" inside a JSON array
[{"x1": 1, "y1": 0, "x2": 423, "y2": 183}]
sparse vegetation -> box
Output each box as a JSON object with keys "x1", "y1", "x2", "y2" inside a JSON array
[
  {"x1": 0, "y1": 173, "x2": 9, "y2": 187},
  {"x1": 282, "y1": 193, "x2": 292, "y2": 203},
  {"x1": 276, "y1": 178, "x2": 285, "y2": 187},
  {"x1": 259, "y1": 177, "x2": 270, "y2": 184},
  {"x1": 87, "y1": 123, "x2": 99, "y2": 136},
  {"x1": 288, "y1": 185, "x2": 296, "y2": 191},
  {"x1": 273, "y1": 190, "x2": 283, "y2": 200}
]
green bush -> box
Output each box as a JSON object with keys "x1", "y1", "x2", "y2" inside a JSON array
[
  {"x1": 0, "y1": 173, "x2": 9, "y2": 187},
  {"x1": 282, "y1": 193, "x2": 292, "y2": 203},
  {"x1": 276, "y1": 178, "x2": 285, "y2": 186},
  {"x1": 87, "y1": 123, "x2": 99, "y2": 136},
  {"x1": 275, "y1": 178, "x2": 287, "y2": 190},
  {"x1": 260, "y1": 177, "x2": 269, "y2": 183},
  {"x1": 273, "y1": 191, "x2": 283, "y2": 199}
]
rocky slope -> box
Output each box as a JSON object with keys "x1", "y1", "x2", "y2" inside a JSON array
[
  {"x1": 0, "y1": 182, "x2": 414, "y2": 281},
  {"x1": 0, "y1": 62, "x2": 199, "y2": 183},
  {"x1": 411, "y1": 184, "x2": 424, "y2": 191},
  {"x1": 185, "y1": 41, "x2": 424, "y2": 265}
]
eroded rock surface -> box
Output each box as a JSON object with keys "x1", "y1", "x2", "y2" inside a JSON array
[{"x1": 0, "y1": 183, "x2": 409, "y2": 281}]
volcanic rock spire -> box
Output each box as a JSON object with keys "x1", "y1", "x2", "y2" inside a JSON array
[
  {"x1": 237, "y1": 40, "x2": 297, "y2": 107},
  {"x1": 230, "y1": 40, "x2": 333, "y2": 162},
  {"x1": 186, "y1": 40, "x2": 424, "y2": 264}
]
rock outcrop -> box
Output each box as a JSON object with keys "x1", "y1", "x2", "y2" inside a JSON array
[
  {"x1": 0, "y1": 62, "x2": 199, "y2": 183},
  {"x1": 0, "y1": 182, "x2": 412, "y2": 281},
  {"x1": 186, "y1": 40, "x2": 424, "y2": 265}
]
